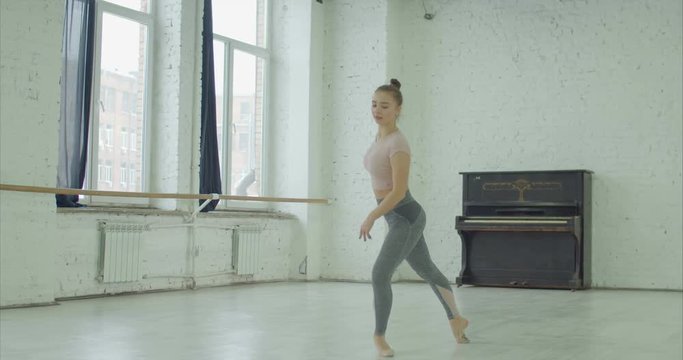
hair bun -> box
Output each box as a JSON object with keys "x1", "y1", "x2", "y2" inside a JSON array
[{"x1": 389, "y1": 78, "x2": 401, "y2": 89}]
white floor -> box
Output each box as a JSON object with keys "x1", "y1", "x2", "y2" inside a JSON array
[{"x1": 1, "y1": 282, "x2": 681, "y2": 360}]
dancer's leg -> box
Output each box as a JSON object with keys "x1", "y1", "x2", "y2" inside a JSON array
[
  {"x1": 372, "y1": 215, "x2": 414, "y2": 357},
  {"x1": 406, "y1": 235, "x2": 470, "y2": 343},
  {"x1": 372, "y1": 199, "x2": 426, "y2": 356}
]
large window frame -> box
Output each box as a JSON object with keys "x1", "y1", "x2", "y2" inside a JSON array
[
  {"x1": 213, "y1": 0, "x2": 271, "y2": 210},
  {"x1": 86, "y1": 0, "x2": 154, "y2": 205}
]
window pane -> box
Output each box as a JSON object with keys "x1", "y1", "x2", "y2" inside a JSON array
[
  {"x1": 104, "y1": 0, "x2": 149, "y2": 13},
  {"x1": 105, "y1": 125, "x2": 113, "y2": 147},
  {"x1": 120, "y1": 163, "x2": 127, "y2": 186},
  {"x1": 212, "y1": 0, "x2": 266, "y2": 47},
  {"x1": 97, "y1": 13, "x2": 147, "y2": 192},
  {"x1": 121, "y1": 128, "x2": 128, "y2": 150},
  {"x1": 230, "y1": 51, "x2": 264, "y2": 196},
  {"x1": 130, "y1": 131, "x2": 137, "y2": 151}
]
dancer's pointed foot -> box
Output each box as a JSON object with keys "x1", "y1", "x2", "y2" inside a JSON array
[
  {"x1": 373, "y1": 335, "x2": 395, "y2": 357},
  {"x1": 449, "y1": 316, "x2": 470, "y2": 344}
]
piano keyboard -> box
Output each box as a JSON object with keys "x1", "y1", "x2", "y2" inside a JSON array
[
  {"x1": 460, "y1": 218, "x2": 569, "y2": 225},
  {"x1": 455, "y1": 216, "x2": 580, "y2": 233}
]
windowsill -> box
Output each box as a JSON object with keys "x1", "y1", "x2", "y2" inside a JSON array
[{"x1": 56, "y1": 205, "x2": 296, "y2": 219}]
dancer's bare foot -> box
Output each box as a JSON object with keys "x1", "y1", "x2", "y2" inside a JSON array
[
  {"x1": 373, "y1": 335, "x2": 395, "y2": 357},
  {"x1": 449, "y1": 316, "x2": 470, "y2": 344}
]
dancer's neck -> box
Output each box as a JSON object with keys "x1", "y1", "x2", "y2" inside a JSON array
[{"x1": 377, "y1": 126, "x2": 399, "y2": 140}]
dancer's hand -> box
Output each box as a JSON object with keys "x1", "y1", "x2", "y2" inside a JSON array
[{"x1": 359, "y1": 217, "x2": 375, "y2": 241}]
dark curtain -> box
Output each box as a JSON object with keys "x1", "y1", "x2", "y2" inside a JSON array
[
  {"x1": 56, "y1": 0, "x2": 96, "y2": 207},
  {"x1": 199, "y1": 0, "x2": 222, "y2": 211}
]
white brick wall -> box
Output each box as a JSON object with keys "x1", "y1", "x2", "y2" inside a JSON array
[
  {"x1": 322, "y1": 0, "x2": 682, "y2": 289},
  {"x1": 321, "y1": 0, "x2": 392, "y2": 281},
  {"x1": 0, "y1": 0, "x2": 63, "y2": 306},
  {"x1": 54, "y1": 213, "x2": 294, "y2": 299},
  {"x1": 1, "y1": 0, "x2": 680, "y2": 308},
  {"x1": 150, "y1": 0, "x2": 187, "y2": 210}
]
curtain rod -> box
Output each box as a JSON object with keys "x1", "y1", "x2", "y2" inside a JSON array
[{"x1": 0, "y1": 183, "x2": 330, "y2": 205}]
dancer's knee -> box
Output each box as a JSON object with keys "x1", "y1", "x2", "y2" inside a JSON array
[{"x1": 372, "y1": 264, "x2": 392, "y2": 286}]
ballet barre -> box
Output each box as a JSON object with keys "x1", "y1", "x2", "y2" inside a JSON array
[{"x1": 0, "y1": 183, "x2": 330, "y2": 205}]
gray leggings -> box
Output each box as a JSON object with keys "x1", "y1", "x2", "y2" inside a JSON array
[{"x1": 372, "y1": 191, "x2": 456, "y2": 335}]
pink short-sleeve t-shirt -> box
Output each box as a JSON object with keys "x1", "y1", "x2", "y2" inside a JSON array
[{"x1": 363, "y1": 130, "x2": 411, "y2": 191}]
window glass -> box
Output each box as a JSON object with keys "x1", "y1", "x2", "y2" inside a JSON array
[
  {"x1": 212, "y1": 0, "x2": 269, "y2": 202},
  {"x1": 104, "y1": 0, "x2": 149, "y2": 13},
  {"x1": 97, "y1": 12, "x2": 147, "y2": 193},
  {"x1": 230, "y1": 51, "x2": 263, "y2": 196},
  {"x1": 121, "y1": 128, "x2": 128, "y2": 150},
  {"x1": 212, "y1": 0, "x2": 265, "y2": 47},
  {"x1": 214, "y1": 40, "x2": 226, "y2": 176}
]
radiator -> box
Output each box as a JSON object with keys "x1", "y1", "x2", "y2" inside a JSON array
[
  {"x1": 232, "y1": 226, "x2": 262, "y2": 275},
  {"x1": 99, "y1": 222, "x2": 145, "y2": 283}
]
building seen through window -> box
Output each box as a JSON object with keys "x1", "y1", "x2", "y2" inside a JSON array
[
  {"x1": 92, "y1": 3, "x2": 149, "y2": 194},
  {"x1": 97, "y1": 69, "x2": 143, "y2": 191},
  {"x1": 213, "y1": 0, "x2": 268, "y2": 198},
  {"x1": 85, "y1": 0, "x2": 268, "y2": 201}
]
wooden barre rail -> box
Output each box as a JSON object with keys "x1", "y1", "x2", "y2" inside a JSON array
[{"x1": 0, "y1": 183, "x2": 330, "y2": 205}]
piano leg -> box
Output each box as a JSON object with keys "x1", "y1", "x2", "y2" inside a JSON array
[{"x1": 456, "y1": 230, "x2": 470, "y2": 287}]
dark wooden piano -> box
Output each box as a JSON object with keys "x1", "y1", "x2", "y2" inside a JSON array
[{"x1": 455, "y1": 170, "x2": 592, "y2": 290}]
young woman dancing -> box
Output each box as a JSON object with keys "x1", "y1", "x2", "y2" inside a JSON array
[{"x1": 360, "y1": 79, "x2": 470, "y2": 357}]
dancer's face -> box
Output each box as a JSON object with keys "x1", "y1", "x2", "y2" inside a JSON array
[{"x1": 371, "y1": 91, "x2": 401, "y2": 127}]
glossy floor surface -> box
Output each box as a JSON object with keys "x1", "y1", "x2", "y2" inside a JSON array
[{"x1": 1, "y1": 282, "x2": 681, "y2": 360}]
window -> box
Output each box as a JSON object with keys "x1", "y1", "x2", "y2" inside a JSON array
[
  {"x1": 238, "y1": 132, "x2": 249, "y2": 152},
  {"x1": 121, "y1": 127, "x2": 128, "y2": 150},
  {"x1": 213, "y1": 0, "x2": 269, "y2": 200},
  {"x1": 105, "y1": 0, "x2": 148, "y2": 13},
  {"x1": 240, "y1": 100, "x2": 250, "y2": 116},
  {"x1": 102, "y1": 86, "x2": 116, "y2": 112},
  {"x1": 129, "y1": 165, "x2": 136, "y2": 187},
  {"x1": 88, "y1": 0, "x2": 152, "y2": 200},
  {"x1": 122, "y1": 91, "x2": 137, "y2": 113},
  {"x1": 120, "y1": 163, "x2": 127, "y2": 186},
  {"x1": 97, "y1": 163, "x2": 104, "y2": 181},
  {"x1": 130, "y1": 130, "x2": 137, "y2": 152},
  {"x1": 104, "y1": 124, "x2": 113, "y2": 148},
  {"x1": 212, "y1": 0, "x2": 265, "y2": 47},
  {"x1": 98, "y1": 160, "x2": 113, "y2": 186}
]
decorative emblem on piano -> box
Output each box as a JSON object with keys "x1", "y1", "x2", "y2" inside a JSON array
[{"x1": 482, "y1": 179, "x2": 563, "y2": 201}]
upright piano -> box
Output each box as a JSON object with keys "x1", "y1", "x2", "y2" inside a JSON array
[{"x1": 455, "y1": 170, "x2": 592, "y2": 290}]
